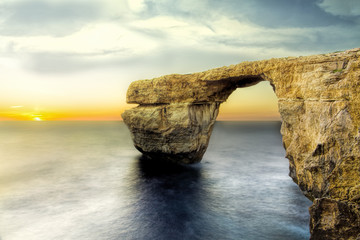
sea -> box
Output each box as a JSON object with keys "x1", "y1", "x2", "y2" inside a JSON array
[{"x1": 0, "y1": 121, "x2": 311, "y2": 240}]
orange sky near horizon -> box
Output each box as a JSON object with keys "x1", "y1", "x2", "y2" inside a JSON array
[
  {"x1": 0, "y1": 81, "x2": 280, "y2": 121},
  {"x1": 0, "y1": 104, "x2": 133, "y2": 121},
  {"x1": 217, "y1": 81, "x2": 280, "y2": 121}
]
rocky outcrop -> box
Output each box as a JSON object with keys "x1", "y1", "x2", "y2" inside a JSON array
[
  {"x1": 122, "y1": 48, "x2": 360, "y2": 239},
  {"x1": 310, "y1": 198, "x2": 360, "y2": 239},
  {"x1": 122, "y1": 102, "x2": 220, "y2": 163}
]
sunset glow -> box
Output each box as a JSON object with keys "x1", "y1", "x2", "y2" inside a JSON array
[
  {"x1": 33, "y1": 117, "x2": 42, "y2": 121},
  {"x1": 0, "y1": 82, "x2": 280, "y2": 121},
  {"x1": 0, "y1": 0, "x2": 358, "y2": 121},
  {"x1": 0, "y1": 104, "x2": 135, "y2": 121},
  {"x1": 218, "y1": 81, "x2": 280, "y2": 121}
]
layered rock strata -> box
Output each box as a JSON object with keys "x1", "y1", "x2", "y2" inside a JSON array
[{"x1": 122, "y1": 48, "x2": 360, "y2": 239}]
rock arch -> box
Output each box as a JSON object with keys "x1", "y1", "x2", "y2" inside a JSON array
[
  {"x1": 123, "y1": 74, "x2": 268, "y2": 164},
  {"x1": 122, "y1": 48, "x2": 360, "y2": 239}
]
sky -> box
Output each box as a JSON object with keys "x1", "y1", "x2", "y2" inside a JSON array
[{"x1": 0, "y1": 0, "x2": 359, "y2": 121}]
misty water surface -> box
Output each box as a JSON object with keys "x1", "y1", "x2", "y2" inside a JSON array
[{"x1": 0, "y1": 121, "x2": 311, "y2": 240}]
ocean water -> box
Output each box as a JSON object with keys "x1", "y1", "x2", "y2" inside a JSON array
[{"x1": 0, "y1": 121, "x2": 311, "y2": 240}]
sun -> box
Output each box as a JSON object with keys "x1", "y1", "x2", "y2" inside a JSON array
[{"x1": 33, "y1": 117, "x2": 42, "y2": 121}]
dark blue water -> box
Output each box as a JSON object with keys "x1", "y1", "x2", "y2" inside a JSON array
[{"x1": 0, "y1": 121, "x2": 311, "y2": 240}]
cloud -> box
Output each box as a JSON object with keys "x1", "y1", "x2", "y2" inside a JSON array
[
  {"x1": 0, "y1": 0, "x2": 131, "y2": 37},
  {"x1": 0, "y1": 1, "x2": 100, "y2": 36},
  {"x1": 143, "y1": 0, "x2": 349, "y2": 28},
  {"x1": 143, "y1": 0, "x2": 211, "y2": 17},
  {"x1": 1, "y1": 11, "x2": 356, "y2": 76},
  {"x1": 20, "y1": 41, "x2": 310, "y2": 76},
  {"x1": 128, "y1": 0, "x2": 146, "y2": 12},
  {"x1": 317, "y1": 0, "x2": 360, "y2": 17},
  {"x1": 0, "y1": 20, "x2": 159, "y2": 65},
  {"x1": 204, "y1": 16, "x2": 360, "y2": 52},
  {"x1": 0, "y1": 0, "x2": 359, "y2": 77},
  {"x1": 239, "y1": 0, "x2": 345, "y2": 27}
]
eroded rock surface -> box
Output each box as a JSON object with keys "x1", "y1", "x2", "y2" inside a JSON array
[
  {"x1": 122, "y1": 102, "x2": 220, "y2": 164},
  {"x1": 122, "y1": 48, "x2": 360, "y2": 239}
]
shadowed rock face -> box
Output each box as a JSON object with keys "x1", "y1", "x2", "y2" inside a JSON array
[{"x1": 122, "y1": 48, "x2": 360, "y2": 239}]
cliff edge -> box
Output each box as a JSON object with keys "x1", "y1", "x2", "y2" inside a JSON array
[{"x1": 122, "y1": 48, "x2": 360, "y2": 239}]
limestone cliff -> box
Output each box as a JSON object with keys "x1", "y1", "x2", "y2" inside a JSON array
[{"x1": 122, "y1": 48, "x2": 360, "y2": 239}]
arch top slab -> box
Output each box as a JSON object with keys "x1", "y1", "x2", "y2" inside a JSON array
[{"x1": 122, "y1": 48, "x2": 360, "y2": 239}]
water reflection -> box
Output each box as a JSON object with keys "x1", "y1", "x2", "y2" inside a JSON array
[{"x1": 124, "y1": 156, "x2": 211, "y2": 240}]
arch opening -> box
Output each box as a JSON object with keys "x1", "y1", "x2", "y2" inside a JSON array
[{"x1": 218, "y1": 81, "x2": 280, "y2": 121}]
